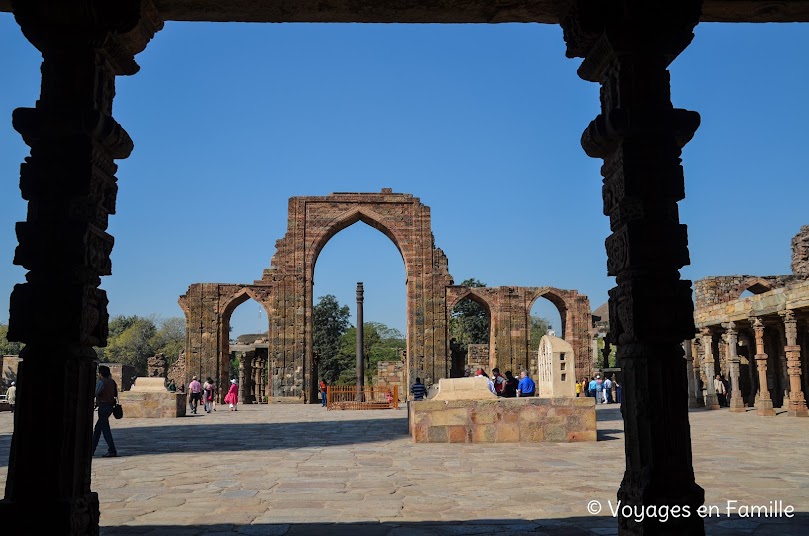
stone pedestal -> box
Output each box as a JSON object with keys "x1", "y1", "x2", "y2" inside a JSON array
[
  {"x1": 119, "y1": 377, "x2": 186, "y2": 418},
  {"x1": 752, "y1": 318, "x2": 776, "y2": 416},
  {"x1": 410, "y1": 397, "x2": 596, "y2": 443}
]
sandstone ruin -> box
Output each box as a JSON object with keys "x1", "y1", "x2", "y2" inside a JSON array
[{"x1": 179, "y1": 191, "x2": 593, "y2": 404}]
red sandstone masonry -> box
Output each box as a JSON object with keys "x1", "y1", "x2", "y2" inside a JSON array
[{"x1": 409, "y1": 397, "x2": 596, "y2": 443}]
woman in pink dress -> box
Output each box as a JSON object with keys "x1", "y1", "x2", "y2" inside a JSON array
[{"x1": 224, "y1": 379, "x2": 239, "y2": 411}]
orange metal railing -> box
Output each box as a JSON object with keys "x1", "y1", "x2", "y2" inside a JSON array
[{"x1": 326, "y1": 385, "x2": 399, "y2": 410}]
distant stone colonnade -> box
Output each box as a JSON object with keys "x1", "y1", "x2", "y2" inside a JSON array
[{"x1": 179, "y1": 190, "x2": 593, "y2": 402}]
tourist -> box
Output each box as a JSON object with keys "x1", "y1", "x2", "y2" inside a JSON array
[
  {"x1": 211, "y1": 382, "x2": 218, "y2": 411},
  {"x1": 596, "y1": 374, "x2": 604, "y2": 404},
  {"x1": 714, "y1": 374, "x2": 727, "y2": 407},
  {"x1": 475, "y1": 369, "x2": 496, "y2": 394},
  {"x1": 503, "y1": 371, "x2": 518, "y2": 398},
  {"x1": 188, "y1": 375, "x2": 202, "y2": 414},
  {"x1": 604, "y1": 376, "x2": 613, "y2": 404},
  {"x1": 722, "y1": 375, "x2": 731, "y2": 406},
  {"x1": 491, "y1": 368, "x2": 507, "y2": 396},
  {"x1": 92, "y1": 365, "x2": 118, "y2": 458},
  {"x1": 224, "y1": 378, "x2": 239, "y2": 411},
  {"x1": 167, "y1": 379, "x2": 176, "y2": 392},
  {"x1": 319, "y1": 379, "x2": 328, "y2": 407},
  {"x1": 615, "y1": 380, "x2": 622, "y2": 404},
  {"x1": 203, "y1": 377, "x2": 214, "y2": 413},
  {"x1": 575, "y1": 379, "x2": 582, "y2": 397},
  {"x1": 588, "y1": 377, "x2": 596, "y2": 399},
  {"x1": 410, "y1": 377, "x2": 427, "y2": 401},
  {"x1": 516, "y1": 370, "x2": 535, "y2": 397},
  {"x1": 6, "y1": 382, "x2": 16, "y2": 413}
]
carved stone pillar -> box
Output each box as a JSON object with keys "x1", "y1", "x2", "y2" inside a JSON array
[
  {"x1": 723, "y1": 323, "x2": 744, "y2": 412},
  {"x1": 0, "y1": 2, "x2": 160, "y2": 534},
  {"x1": 781, "y1": 311, "x2": 808, "y2": 417},
  {"x1": 752, "y1": 318, "x2": 775, "y2": 416},
  {"x1": 561, "y1": 2, "x2": 705, "y2": 533},
  {"x1": 701, "y1": 329, "x2": 720, "y2": 409},
  {"x1": 683, "y1": 340, "x2": 697, "y2": 408},
  {"x1": 690, "y1": 338, "x2": 704, "y2": 407},
  {"x1": 238, "y1": 355, "x2": 246, "y2": 403},
  {"x1": 776, "y1": 322, "x2": 790, "y2": 405}
]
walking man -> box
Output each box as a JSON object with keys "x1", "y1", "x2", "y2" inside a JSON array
[
  {"x1": 92, "y1": 365, "x2": 118, "y2": 458},
  {"x1": 188, "y1": 375, "x2": 202, "y2": 414},
  {"x1": 6, "y1": 382, "x2": 16, "y2": 413},
  {"x1": 410, "y1": 377, "x2": 428, "y2": 401}
]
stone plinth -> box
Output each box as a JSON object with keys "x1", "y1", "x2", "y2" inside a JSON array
[
  {"x1": 130, "y1": 377, "x2": 166, "y2": 392},
  {"x1": 433, "y1": 377, "x2": 496, "y2": 401},
  {"x1": 409, "y1": 396, "x2": 596, "y2": 443},
  {"x1": 119, "y1": 389, "x2": 187, "y2": 418}
]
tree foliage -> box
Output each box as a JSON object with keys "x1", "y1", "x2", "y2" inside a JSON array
[
  {"x1": 528, "y1": 315, "x2": 552, "y2": 353},
  {"x1": 0, "y1": 323, "x2": 23, "y2": 355},
  {"x1": 96, "y1": 315, "x2": 186, "y2": 375},
  {"x1": 334, "y1": 322, "x2": 406, "y2": 385},
  {"x1": 313, "y1": 295, "x2": 351, "y2": 384},
  {"x1": 449, "y1": 278, "x2": 490, "y2": 349}
]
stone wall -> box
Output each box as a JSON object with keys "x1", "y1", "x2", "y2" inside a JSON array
[
  {"x1": 694, "y1": 275, "x2": 796, "y2": 309},
  {"x1": 409, "y1": 397, "x2": 596, "y2": 443},
  {"x1": 792, "y1": 225, "x2": 809, "y2": 277},
  {"x1": 1, "y1": 355, "x2": 21, "y2": 388},
  {"x1": 100, "y1": 362, "x2": 136, "y2": 392},
  {"x1": 375, "y1": 360, "x2": 405, "y2": 392}
]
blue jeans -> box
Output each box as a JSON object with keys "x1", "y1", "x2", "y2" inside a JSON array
[
  {"x1": 93, "y1": 404, "x2": 117, "y2": 455},
  {"x1": 321, "y1": 392, "x2": 327, "y2": 406}
]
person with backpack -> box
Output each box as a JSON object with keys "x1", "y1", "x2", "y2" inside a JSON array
[
  {"x1": 203, "y1": 377, "x2": 214, "y2": 413},
  {"x1": 503, "y1": 371, "x2": 518, "y2": 398}
]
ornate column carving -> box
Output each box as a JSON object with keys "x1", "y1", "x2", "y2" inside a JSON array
[
  {"x1": 752, "y1": 317, "x2": 775, "y2": 416},
  {"x1": 780, "y1": 310, "x2": 808, "y2": 417},
  {"x1": 238, "y1": 355, "x2": 246, "y2": 403},
  {"x1": 683, "y1": 340, "x2": 697, "y2": 408},
  {"x1": 700, "y1": 329, "x2": 720, "y2": 409},
  {"x1": 775, "y1": 322, "x2": 791, "y2": 404},
  {"x1": 723, "y1": 322, "x2": 744, "y2": 412},
  {"x1": 1, "y1": 1, "x2": 159, "y2": 534},
  {"x1": 691, "y1": 338, "x2": 704, "y2": 407},
  {"x1": 561, "y1": 2, "x2": 704, "y2": 534}
]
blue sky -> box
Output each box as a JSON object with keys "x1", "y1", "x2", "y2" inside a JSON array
[{"x1": 1, "y1": 19, "x2": 807, "y2": 338}]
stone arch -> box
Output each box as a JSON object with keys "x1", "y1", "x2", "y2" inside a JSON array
[
  {"x1": 528, "y1": 287, "x2": 592, "y2": 382},
  {"x1": 257, "y1": 191, "x2": 454, "y2": 402},
  {"x1": 445, "y1": 287, "x2": 497, "y2": 371},
  {"x1": 733, "y1": 277, "x2": 775, "y2": 300}
]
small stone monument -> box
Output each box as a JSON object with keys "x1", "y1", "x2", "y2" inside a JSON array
[
  {"x1": 118, "y1": 353, "x2": 187, "y2": 418},
  {"x1": 537, "y1": 334, "x2": 576, "y2": 398}
]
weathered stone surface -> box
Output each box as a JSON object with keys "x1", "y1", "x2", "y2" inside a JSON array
[
  {"x1": 410, "y1": 397, "x2": 595, "y2": 443},
  {"x1": 432, "y1": 377, "x2": 496, "y2": 401},
  {"x1": 130, "y1": 377, "x2": 167, "y2": 392},
  {"x1": 119, "y1": 391, "x2": 187, "y2": 418},
  {"x1": 792, "y1": 225, "x2": 809, "y2": 277}
]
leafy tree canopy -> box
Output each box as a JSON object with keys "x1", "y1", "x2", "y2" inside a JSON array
[
  {"x1": 96, "y1": 315, "x2": 185, "y2": 375},
  {"x1": 313, "y1": 295, "x2": 351, "y2": 384},
  {"x1": 449, "y1": 278, "x2": 489, "y2": 349},
  {"x1": 0, "y1": 323, "x2": 23, "y2": 356}
]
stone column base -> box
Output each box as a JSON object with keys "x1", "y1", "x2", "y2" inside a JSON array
[
  {"x1": 756, "y1": 398, "x2": 776, "y2": 417},
  {"x1": 729, "y1": 395, "x2": 745, "y2": 412},
  {"x1": 787, "y1": 399, "x2": 808, "y2": 417},
  {"x1": 704, "y1": 394, "x2": 720, "y2": 410}
]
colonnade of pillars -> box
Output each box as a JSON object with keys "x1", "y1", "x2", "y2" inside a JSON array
[
  {"x1": 236, "y1": 353, "x2": 268, "y2": 403},
  {"x1": 685, "y1": 312, "x2": 808, "y2": 417},
  {"x1": 2, "y1": 1, "x2": 707, "y2": 534}
]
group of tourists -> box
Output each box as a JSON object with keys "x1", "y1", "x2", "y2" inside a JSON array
[
  {"x1": 409, "y1": 368, "x2": 538, "y2": 400},
  {"x1": 577, "y1": 374, "x2": 621, "y2": 404},
  {"x1": 187, "y1": 375, "x2": 240, "y2": 413}
]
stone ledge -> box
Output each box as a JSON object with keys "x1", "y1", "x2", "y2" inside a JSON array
[
  {"x1": 409, "y1": 397, "x2": 596, "y2": 443},
  {"x1": 119, "y1": 391, "x2": 187, "y2": 418}
]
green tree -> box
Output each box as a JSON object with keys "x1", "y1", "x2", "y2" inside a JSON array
[
  {"x1": 449, "y1": 278, "x2": 489, "y2": 349},
  {"x1": 0, "y1": 323, "x2": 23, "y2": 355},
  {"x1": 313, "y1": 295, "x2": 351, "y2": 383},
  {"x1": 97, "y1": 315, "x2": 186, "y2": 375},
  {"x1": 335, "y1": 322, "x2": 406, "y2": 385},
  {"x1": 528, "y1": 315, "x2": 552, "y2": 353}
]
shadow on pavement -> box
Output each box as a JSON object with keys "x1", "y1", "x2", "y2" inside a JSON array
[{"x1": 98, "y1": 513, "x2": 809, "y2": 536}]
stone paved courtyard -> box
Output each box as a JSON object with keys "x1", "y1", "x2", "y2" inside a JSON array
[{"x1": 1, "y1": 404, "x2": 807, "y2": 535}]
